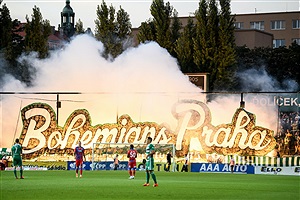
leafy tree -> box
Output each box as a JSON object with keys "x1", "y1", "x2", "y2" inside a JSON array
[
  {"x1": 235, "y1": 44, "x2": 300, "y2": 91},
  {"x1": 138, "y1": 0, "x2": 181, "y2": 57},
  {"x1": 95, "y1": 1, "x2": 132, "y2": 59},
  {"x1": 193, "y1": 0, "x2": 237, "y2": 91},
  {"x1": 95, "y1": 1, "x2": 115, "y2": 58},
  {"x1": 24, "y1": 5, "x2": 51, "y2": 59},
  {"x1": 116, "y1": 6, "x2": 132, "y2": 39},
  {"x1": 75, "y1": 18, "x2": 85, "y2": 34},
  {"x1": 137, "y1": 20, "x2": 156, "y2": 43},
  {"x1": 0, "y1": 2, "x2": 12, "y2": 49},
  {"x1": 286, "y1": 43, "x2": 300, "y2": 84},
  {"x1": 175, "y1": 17, "x2": 196, "y2": 73},
  {"x1": 205, "y1": 0, "x2": 219, "y2": 90},
  {"x1": 213, "y1": 0, "x2": 237, "y2": 90},
  {"x1": 116, "y1": 6, "x2": 132, "y2": 51},
  {"x1": 0, "y1": 3, "x2": 30, "y2": 86},
  {"x1": 193, "y1": 0, "x2": 208, "y2": 72},
  {"x1": 268, "y1": 43, "x2": 300, "y2": 87},
  {"x1": 95, "y1": 1, "x2": 113, "y2": 41},
  {"x1": 169, "y1": 9, "x2": 181, "y2": 57},
  {"x1": 150, "y1": 0, "x2": 173, "y2": 50},
  {"x1": 5, "y1": 20, "x2": 25, "y2": 62}
]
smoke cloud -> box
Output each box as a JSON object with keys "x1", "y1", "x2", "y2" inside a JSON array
[
  {"x1": 237, "y1": 67, "x2": 299, "y2": 92},
  {"x1": 1, "y1": 34, "x2": 202, "y2": 147},
  {"x1": 1, "y1": 34, "x2": 296, "y2": 152}
]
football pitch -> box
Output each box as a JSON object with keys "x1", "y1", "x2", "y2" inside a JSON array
[{"x1": 0, "y1": 170, "x2": 299, "y2": 200}]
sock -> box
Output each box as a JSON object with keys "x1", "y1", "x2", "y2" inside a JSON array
[
  {"x1": 76, "y1": 168, "x2": 78, "y2": 174},
  {"x1": 80, "y1": 168, "x2": 82, "y2": 175},
  {"x1": 150, "y1": 172, "x2": 157, "y2": 183},
  {"x1": 20, "y1": 169, "x2": 23, "y2": 177},
  {"x1": 146, "y1": 171, "x2": 150, "y2": 183},
  {"x1": 129, "y1": 170, "x2": 132, "y2": 176},
  {"x1": 14, "y1": 168, "x2": 17, "y2": 178},
  {"x1": 133, "y1": 170, "x2": 135, "y2": 176}
]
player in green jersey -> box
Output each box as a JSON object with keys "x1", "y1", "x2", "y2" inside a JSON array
[
  {"x1": 11, "y1": 139, "x2": 24, "y2": 179},
  {"x1": 143, "y1": 137, "x2": 158, "y2": 187}
]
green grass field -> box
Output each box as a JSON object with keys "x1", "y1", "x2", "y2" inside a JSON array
[{"x1": 0, "y1": 170, "x2": 299, "y2": 200}]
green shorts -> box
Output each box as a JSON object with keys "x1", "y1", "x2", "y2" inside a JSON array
[
  {"x1": 13, "y1": 157, "x2": 22, "y2": 167},
  {"x1": 145, "y1": 157, "x2": 154, "y2": 171}
]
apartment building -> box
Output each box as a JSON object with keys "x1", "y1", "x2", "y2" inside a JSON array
[
  {"x1": 132, "y1": 11, "x2": 300, "y2": 49},
  {"x1": 234, "y1": 11, "x2": 300, "y2": 48}
]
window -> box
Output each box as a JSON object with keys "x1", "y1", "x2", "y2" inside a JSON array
[
  {"x1": 292, "y1": 38, "x2": 300, "y2": 45},
  {"x1": 271, "y1": 20, "x2": 285, "y2": 30},
  {"x1": 250, "y1": 21, "x2": 264, "y2": 30},
  {"x1": 234, "y1": 22, "x2": 244, "y2": 29},
  {"x1": 292, "y1": 19, "x2": 300, "y2": 29},
  {"x1": 63, "y1": 16, "x2": 67, "y2": 23},
  {"x1": 273, "y1": 39, "x2": 285, "y2": 48}
]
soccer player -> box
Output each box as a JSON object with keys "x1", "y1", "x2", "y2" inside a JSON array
[
  {"x1": 74, "y1": 141, "x2": 86, "y2": 178},
  {"x1": 113, "y1": 154, "x2": 119, "y2": 170},
  {"x1": 166, "y1": 151, "x2": 172, "y2": 172},
  {"x1": 127, "y1": 144, "x2": 137, "y2": 179},
  {"x1": 230, "y1": 155, "x2": 235, "y2": 173},
  {"x1": 11, "y1": 138, "x2": 24, "y2": 179},
  {"x1": 181, "y1": 154, "x2": 189, "y2": 172},
  {"x1": 143, "y1": 137, "x2": 158, "y2": 187}
]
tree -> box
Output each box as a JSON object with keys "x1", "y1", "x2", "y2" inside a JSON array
[
  {"x1": 24, "y1": 5, "x2": 51, "y2": 59},
  {"x1": 150, "y1": 0, "x2": 173, "y2": 50},
  {"x1": 116, "y1": 6, "x2": 132, "y2": 39},
  {"x1": 234, "y1": 44, "x2": 300, "y2": 91},
  {"x1": 138, "y1": 0, "x2": 181, "y2": 57},
  {"x1": 0, "y1": 3, "x2": 22, "y2": 62},
  {"x1": 137, "y1": 20, "x2": 156, "y2": 43},
  {"x1": 75, "y1": 18, "x2": 85, "y2": 34},
  {"x1": 94, "y1": 1, "x2": 132, "y2": 59},
  {"x1": 205, "y1": 0, "x2": 219, "y2": 90},
  {"x1": 268, "y1": 43, "x2": 300, "y2": 87},
  {"x1": 213, "y1": 0, "x2": 237, "y2": 90},
  {"x1": 193, "y1": 0, "x2": 237, "y2": 91},
  {"x1": 175, "y1": 17, "x2": 196, "y2": 73},
  {"x1": 5, "y1": 19, "x2": 25, "y2": 62},
  {"x1": 0, "y1": 2, "x2": 12, "y2": 49},
  {"x1": 116, "y1": 6, "x2": 132, "y2": 52},
  {"x1": 0, "y1": 3, "x2": 30, "y2": 86},
  {"x1": 193, "y1": 0, "x2": 208, "y2": 72},
  {"x1": 169, "y1": 9, "x2": 181, "y2": 57}
]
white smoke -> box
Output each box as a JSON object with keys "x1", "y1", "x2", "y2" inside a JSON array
[
  {"x1": 237, "y1": 67, "x2": 299, "y2": 92},
  {"x1": 0, "y1": 34, "x2": 202, "y2": 147},
  {"x1": 1, "y1": 34, "x2": 294, "y2": 152}
]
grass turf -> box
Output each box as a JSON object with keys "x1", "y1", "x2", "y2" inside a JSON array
[{"x1": 0, "y1": 170, "x2": 299, "y2": 200}]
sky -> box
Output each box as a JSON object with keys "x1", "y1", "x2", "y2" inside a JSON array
[{"x1": 3, "y1": 0, "x2": 300, "y2": 31}]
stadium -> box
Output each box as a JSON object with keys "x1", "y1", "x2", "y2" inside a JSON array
[{"x1": 1, "y1": 35, "x2": 299, "y2": 200}]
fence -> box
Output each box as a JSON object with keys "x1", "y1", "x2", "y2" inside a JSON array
[{"x1": 224, "y1": 155, "x2": 300, "y2": 167}]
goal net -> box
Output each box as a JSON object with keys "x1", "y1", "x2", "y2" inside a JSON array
[{"x1": 91, "y1": 143, "x2": 176, "y2": 171}]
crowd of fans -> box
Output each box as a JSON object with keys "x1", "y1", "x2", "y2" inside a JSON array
[{"x1": 276, "y1": 111, "x2": 300, "y2": 156}]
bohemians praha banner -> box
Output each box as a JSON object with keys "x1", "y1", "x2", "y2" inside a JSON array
[{"x1": 17, "y1": 99, "x2": 276, "y2": 160}]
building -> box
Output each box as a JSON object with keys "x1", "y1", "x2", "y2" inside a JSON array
[
  {"x1": 234, "y1": 29, "x2": 273, "y2": 49},
  {"x1": 234, "y1": 11, "x2": 300, "y2": 48},
  {"x1": 13, "y1": 21, "x2": 64, "y2": 50},
  {"x1": 60, "y1": 0, "x2": 75, "y2": 38},
  {"x1": 13, "y1": 0, "x2": 76, "y2": 50},
  {"x1": 131, "y1": 11, "x2": 300, "y2": 49}
]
